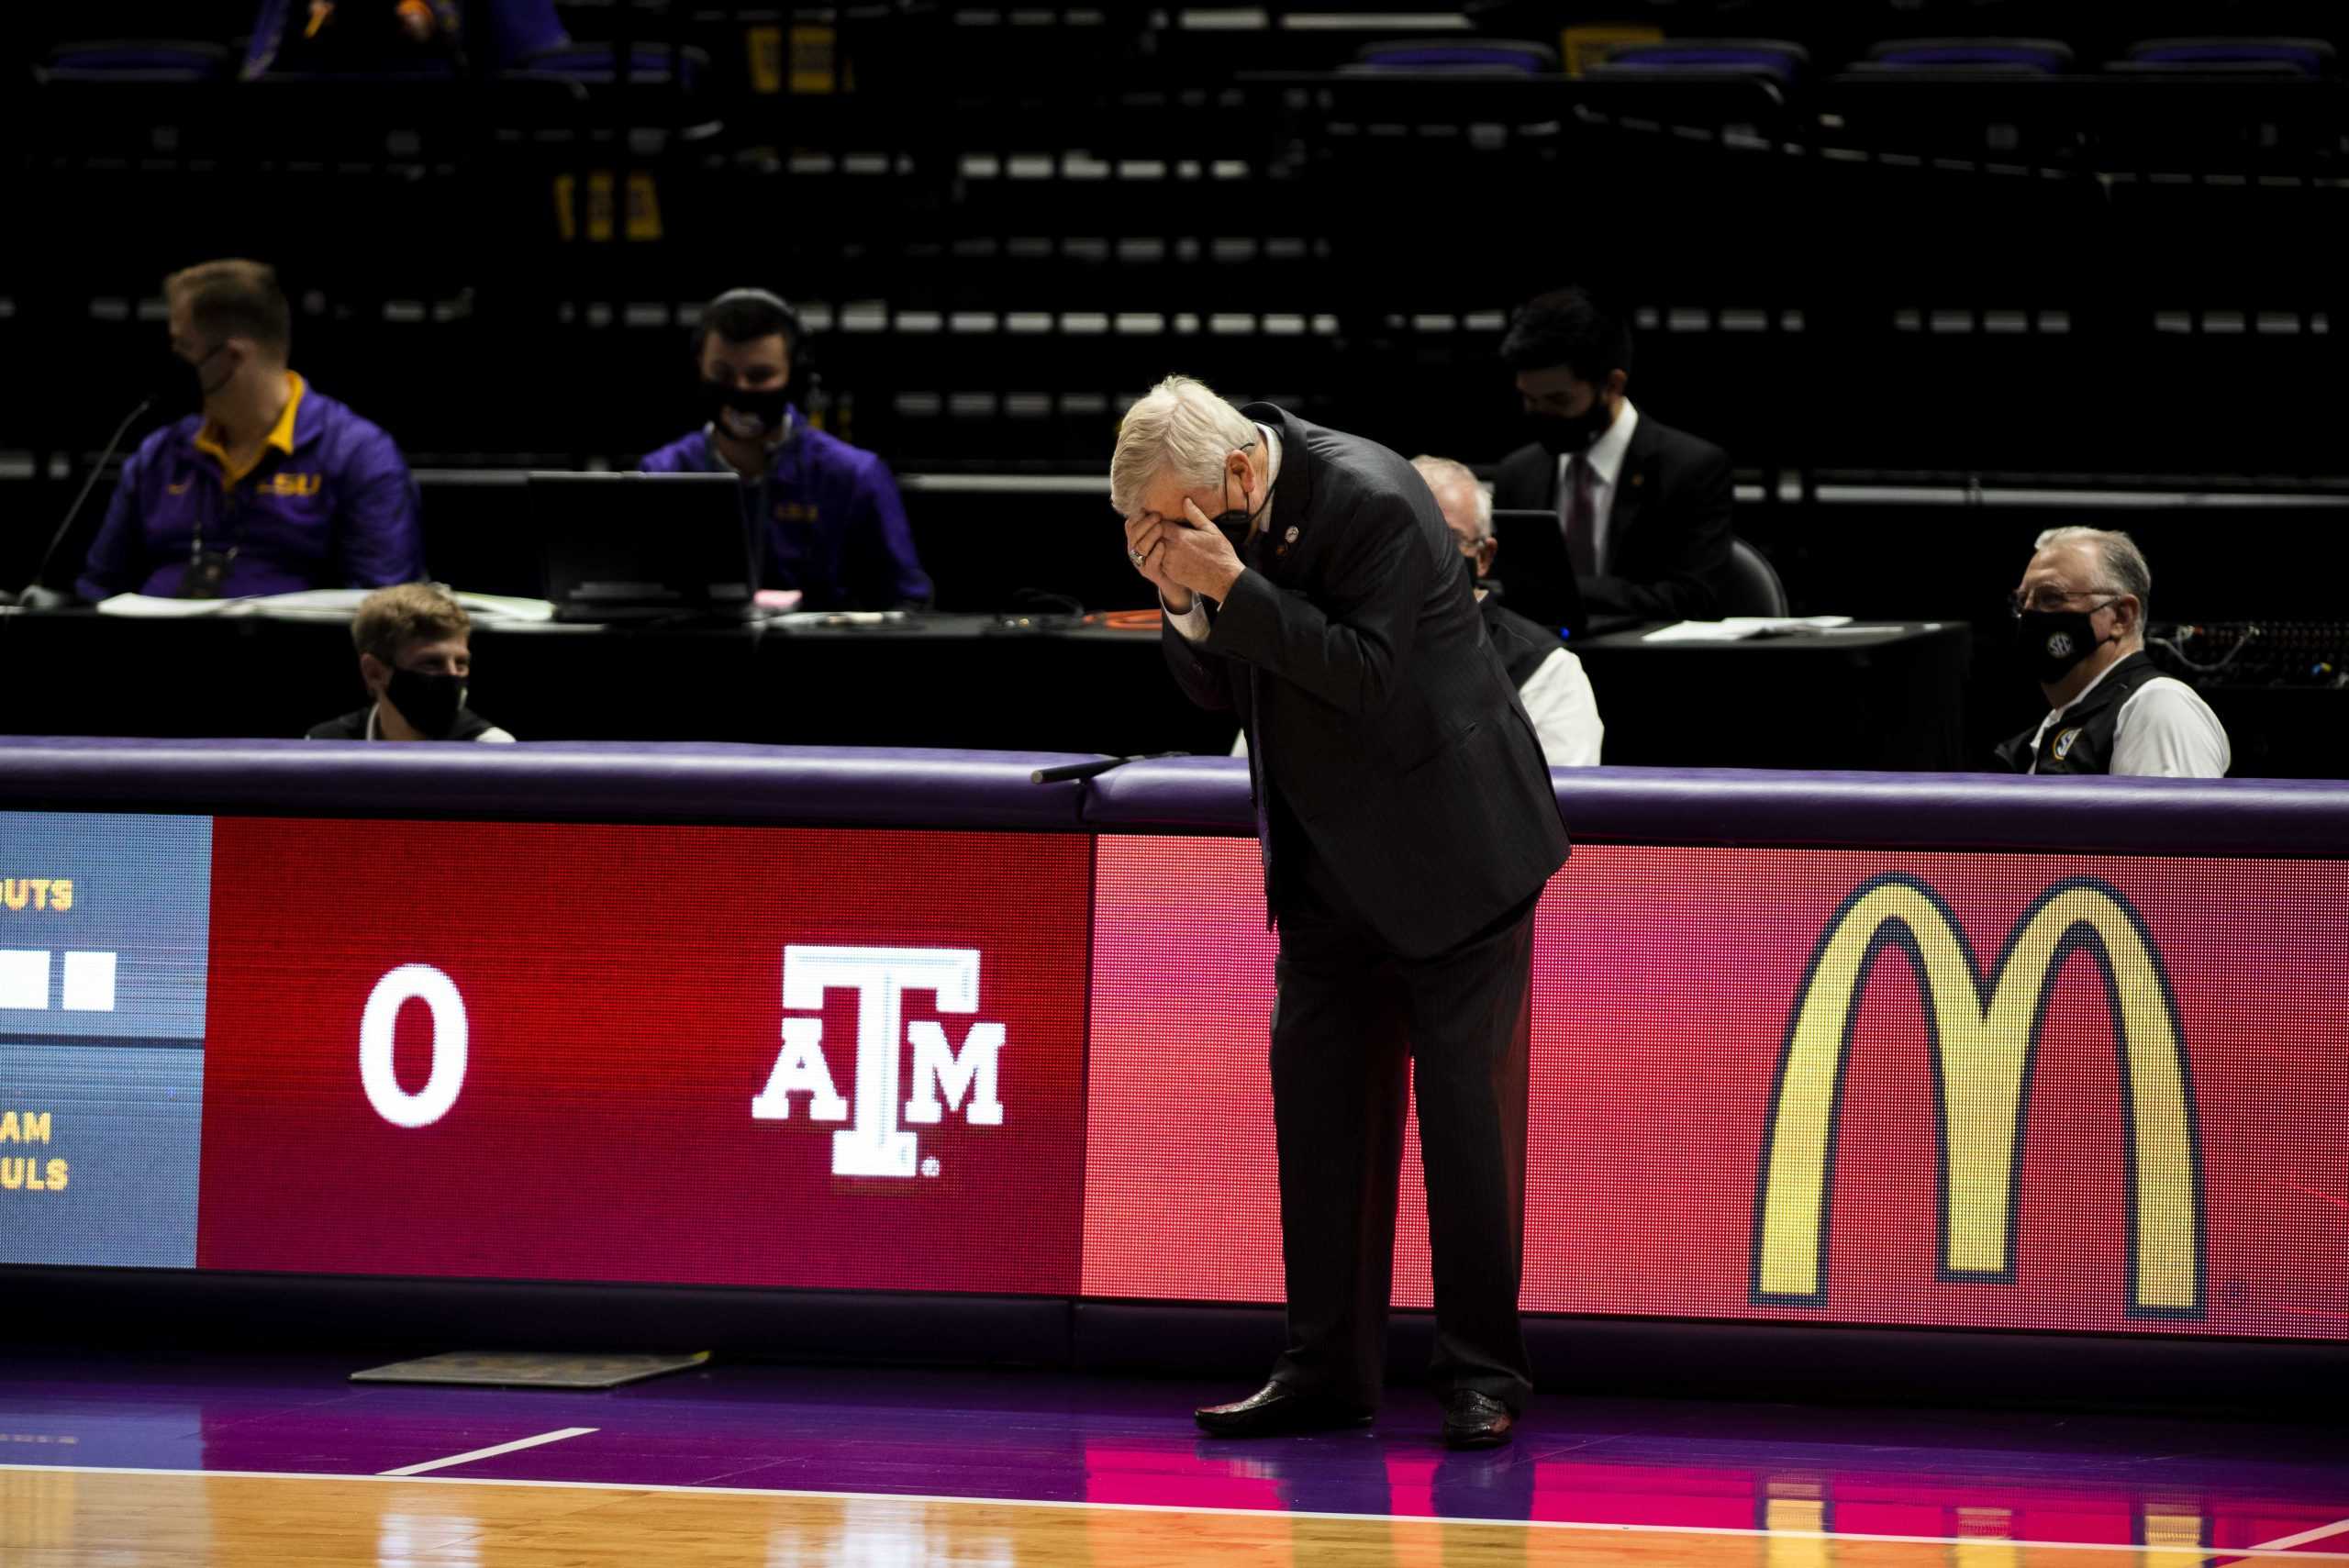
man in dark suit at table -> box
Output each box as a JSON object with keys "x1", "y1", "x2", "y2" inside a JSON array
[
  {"x1": 1491, "y1": 286, "x2": 1733, "y2": 620},
  {"x1": 1116, "y1": 375, "x2": 1570, "y2": 1450}
]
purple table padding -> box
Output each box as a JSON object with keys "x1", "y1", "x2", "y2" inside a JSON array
[
  {"x1": 6, "y1": 740, "x2": 2348, "y2": 856},
  {"x1": 0, "y1": 738, "x2": 1094, "y2": 831},
  {"x1": 1085, "y1": 758, "x2": 2349, "y2": 858}
]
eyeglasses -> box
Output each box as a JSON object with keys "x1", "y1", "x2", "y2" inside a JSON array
[{"x1": 2008, "y1": 587, "x2": 2123, "y2": 617}]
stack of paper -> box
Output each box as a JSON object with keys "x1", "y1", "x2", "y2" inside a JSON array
[
  {"x1": 95, "y1": 590, "x2": 556, "y2": 622},
  {"x1": 1640, "y1": 616, "x2": 1856, "y2": 643}
]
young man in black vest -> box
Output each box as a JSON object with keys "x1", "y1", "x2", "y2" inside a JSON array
[
  {"x1": 1996, "y1": 528, "x2": 2227, "y2": 776},
  {"x1": 307, "y1": 584, "x2": 515, "y2": 743}
]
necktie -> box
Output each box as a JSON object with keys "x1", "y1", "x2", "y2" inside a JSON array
[{"x1": 1564, "y1": 455, "x2": 1598, "y2": 579}]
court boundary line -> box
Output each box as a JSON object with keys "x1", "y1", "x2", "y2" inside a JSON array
[
  {"x1": 379, "y1": 1427, "x2": 597, "y2": 1477},
  {"x1": 2238, "y1": 1515, "x2": 2349, "y2": 1554},
  {"x1": 5, "y1": 1462, "x2": 2348, "y2": 1560}
]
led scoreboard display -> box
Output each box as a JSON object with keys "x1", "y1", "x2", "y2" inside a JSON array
[
  {"x1": 0, "y1": 813, "x2": 209, "y2": 1269},
  {"x1": 1085, "y1": 839, "x2": 2349, "y2": 1338},
  {"x1": 195, "y1": 817, "x2": 1092, "y2": 1293},
  {"x1": 5, "y1": 806, "x2": 2347, "y2": 1343}
]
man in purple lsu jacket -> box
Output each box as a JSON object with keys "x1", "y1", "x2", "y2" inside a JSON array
[
  {"x1": 77, "y1": 260, "x2": 423, "y2": 604},
  {"x1": 638, "y1": 288, "x2": 932, "y2": 610}
]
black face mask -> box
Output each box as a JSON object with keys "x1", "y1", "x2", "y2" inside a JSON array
[
  {"x1": 699, "y1": 379, "x2": 790, "y2": 440},
  {"x1": 189, "y1": 342, "x2": 235, "y2": 401},
  {"x1": 1207, "y1": 462, "x2": 1272, "y2": 550},
  {"x1": 1529, "y1": 399, "x2": 1612, "y2": 458},
  {"x1": 384, "y1": 667, "x2": 467, "y2": 740},
  {"x1": 2013, "y1": 603, "x2": 2117, "y2": 684}
]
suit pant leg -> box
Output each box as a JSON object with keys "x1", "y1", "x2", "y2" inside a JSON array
[
  {"x1": 1397, "y1": 891, "x2": 1539, "y2": 1411},
  {"x1": 1265, "y1": 900, "x2": 1410, "y2": 1408}
]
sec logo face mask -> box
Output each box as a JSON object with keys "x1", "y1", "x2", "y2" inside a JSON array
[{"x1": 2013, "y1": 603, "x2": 2116, "y2": 683}]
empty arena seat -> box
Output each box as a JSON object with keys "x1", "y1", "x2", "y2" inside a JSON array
[
  {"x1": 1861, "y1": 38, "x2": 2076, "y2": 72},
  {"x1": 2117, "y1": 37, "x2": 2339, "y2": 75},
  {"x1": 1353, "y1": 39, "x2": 1557, "y2": 73},
  {"x1": 1586, "y1": 39, "x2": 1810, "y2": 83},
  {"x1": 510, "y1": 41, "x2": 710, "y2": 89},
  {"x1": 40, "y1": 39, "x2": 233, "y2": 81},
  {"x1": 1718, "y1": 537, "x2": 1790, "y2": 618},
  {"x1": 485, "y1": 0, "x2": 570, "y2": 65}
]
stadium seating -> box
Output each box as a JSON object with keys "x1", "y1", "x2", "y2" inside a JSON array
[{"x1": 6, "y1": 4, "x2": 2345, "y2": 612}]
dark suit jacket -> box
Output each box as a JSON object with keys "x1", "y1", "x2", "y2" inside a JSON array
[
  {"x1": 1492, "y1": 412, "x2": 1733, "y2": 620},
  {"x1": 1163, "y1": 405, "x2": 1571, "y2": 960}
]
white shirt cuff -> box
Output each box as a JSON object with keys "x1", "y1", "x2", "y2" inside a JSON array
[{"x1": 1164, "y1": 595, "x2": 1211, "y2": 643}]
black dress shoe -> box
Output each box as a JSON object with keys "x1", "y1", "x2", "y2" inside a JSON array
[
  {"x1": 1194, "y1": 1382, "x2": 1375, "y2": 1438},
  {"x1": 1440, "y1": 1390, "x2": 1516, "y2": 1450}
]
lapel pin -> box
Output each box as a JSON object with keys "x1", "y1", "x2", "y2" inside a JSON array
[
  {"x1": 1285, "y1": 526, "x2": 1299, "y2": 542},
  {"x1": 1630, "y1": 473, "x2": 1645, "y2": 487}
]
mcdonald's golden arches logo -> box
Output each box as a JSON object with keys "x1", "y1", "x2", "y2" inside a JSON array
[{"x1": 1751, "y1": 874, "x2": 2205, "y2": 1318}]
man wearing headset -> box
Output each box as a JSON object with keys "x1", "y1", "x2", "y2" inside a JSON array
[{"x1": 639, "y1": 288, "x2": 932, "y2": 610}]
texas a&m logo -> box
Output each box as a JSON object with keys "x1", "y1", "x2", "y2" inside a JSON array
[{"x1": 751, "y1": 946, "x2": 1006, "y2": 1178}]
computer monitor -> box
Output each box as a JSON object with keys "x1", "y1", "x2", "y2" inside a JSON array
[
  {"x1": 413, "y1": 471, "x2": 540, "y2": 598},
  {"x1": 1488, "y1": 507, "x2": 1588, "y2": 636},
  {"x1": 530, "y1": 472, "x2": 752, "y2": 621}
]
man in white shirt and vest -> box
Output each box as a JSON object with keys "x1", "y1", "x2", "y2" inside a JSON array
[
  {"x1": 1412, "y1": 456, "x2": 1603, "y2": 767},
  {"x1": 1230, "y1": 457, "x2": 1606, "y2": 769},
  {"x1": 1996, "y1": 527, "x2": 2229, "y2": 777}
]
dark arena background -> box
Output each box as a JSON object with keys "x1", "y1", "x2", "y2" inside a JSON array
[{"x1": 5, "y1": 5, "x2": 2349, "y2": 1564}]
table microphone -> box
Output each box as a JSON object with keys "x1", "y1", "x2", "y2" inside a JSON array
[
  {"x1": 20, "y1": 396, "x2": 154, "y2": 599},
  {"x1": 1030, "y1": 751, "x2": 1190, "y2": 784}
]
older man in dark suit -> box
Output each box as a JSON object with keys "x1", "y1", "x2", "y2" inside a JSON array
[
  {"x1": 1491, "y1": 286, "x2": 1733, "y2": 621},
  {"x1": 1118, "y1": 375, "x2": 1571, "y2": 1450}
]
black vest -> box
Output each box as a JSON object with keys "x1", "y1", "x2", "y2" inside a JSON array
[
  {"x1": 1479, "y1": 594, "x2": 1559, "y2": 690},
  {"x1": 305, "y1": 706, "x2": 504, "y2": 742},
  {"x1": 1993, "y1": 651, "x2": 2166, "y2": 775}
]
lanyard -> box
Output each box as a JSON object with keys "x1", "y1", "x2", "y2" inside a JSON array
[{"x1": 188, "y1": 444, "x2": 265, "y2": 559}]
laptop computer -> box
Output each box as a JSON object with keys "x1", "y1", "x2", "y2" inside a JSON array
[
  {"x1": 530, "y1": 472, "x2": 754, "y2": 622},
  {"x1": 412, "y1": 470, "x2": 541, "y2": 598},
  {"x1": 1487, "y1": 506, "x2": 1589, "y2": 636}
]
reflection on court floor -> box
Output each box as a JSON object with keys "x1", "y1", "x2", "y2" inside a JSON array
[
  {"x1": 10, "y1": 1469, "x2": 2349, "y2": 1568},
  {"x1": 2, "y1": 1360, "x2": 2345, "y2": 1566}
]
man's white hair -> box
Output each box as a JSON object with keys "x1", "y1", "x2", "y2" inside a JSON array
[
  {"x1": 1110, "y1": 374, "x2": 1259, "y2": 517},
  {"x1": 2034, "y1": 525, "x2": 2152, "y2": 617},
  {"x1": 1410, "y1": 454, "x2": 1492, "y2": 539}
]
